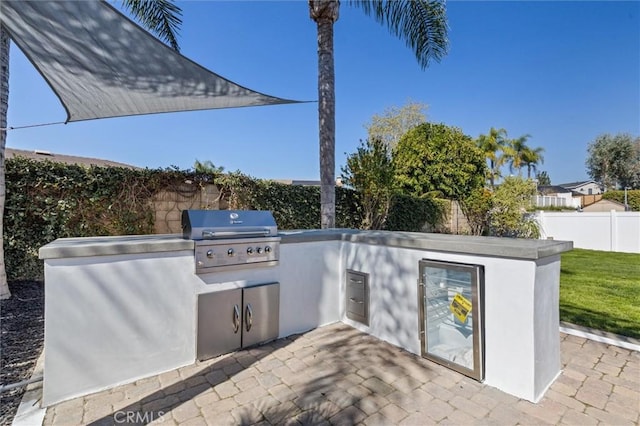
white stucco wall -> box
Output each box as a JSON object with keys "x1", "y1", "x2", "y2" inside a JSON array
[
  {"x1": 533, "y1": 256, "x2": 562, "y2": 398},
  {"x1": 277, "y1": 241, "x2": 342, "y2": 336},
  {"x1": 41, "y1": 241, "x2": 343, "y2": 406},
  {"x1": 40, "y1": 233, "x2": 566, "y2": 405},
  {"x1": 341, "y1": 242, "x2": 559, "y2": 402},
  {"x1": 42, "y1": 251, "x2": 197, "y2": 406}
]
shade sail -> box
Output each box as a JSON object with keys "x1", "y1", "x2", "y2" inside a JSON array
[{"x1": 1, "y1": 0, "x2": 301, "y2": 123}]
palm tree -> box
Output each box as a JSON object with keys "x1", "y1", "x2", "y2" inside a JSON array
[
  {"x1": 476, "y1": 127, "x2": 509, "y2": 189},
  {"x1": 0, "y1": 1, "x2": 182, "y2": 299},
  {"x1": 507, "y1": 134, "x2": 532, "y2": 176},
  {"x1": 0, "y1": 28, "x2": 10, "y2": 299},
  {"x1": 521, "y1": 146, "x2": 544, "y2": 179},
  {"x1": 309, "y1": 0, "x2": 448, "y2": 228}
]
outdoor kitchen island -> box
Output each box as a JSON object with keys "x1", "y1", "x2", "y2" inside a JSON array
[{"x1": 39, "y1": 229, "x2": 572, "y2": 407}]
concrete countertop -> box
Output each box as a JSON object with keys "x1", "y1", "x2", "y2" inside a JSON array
[
  {"x1": 39, "y1": 234, "x2": 194, "y2": 260},
  {"x1": 279, "y1": 229, "x2": 573, "y2": 260},
  {"x1": 40, "y1": 229, "x2": 573, "y2": 260}
]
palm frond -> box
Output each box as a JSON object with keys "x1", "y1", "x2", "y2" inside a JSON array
[
  {"x1": 122, "y1": 0, "x2": 182, "y2": 51},
  {"x1": 350, "y1": 0, "x2": 449, "y2": 69}
]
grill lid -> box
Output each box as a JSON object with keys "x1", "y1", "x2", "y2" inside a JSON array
[{"x1": 182, "y1": 210, "x2": 278, "y2": 240}]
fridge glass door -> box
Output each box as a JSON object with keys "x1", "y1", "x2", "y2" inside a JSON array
[{"x1": 419, "y1": 260, "x2": 484, "y2": 381}]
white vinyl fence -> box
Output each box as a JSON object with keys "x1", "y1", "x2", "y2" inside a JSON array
[
  {"x1": 535, "y1": 211, "x2": 640, "y2": 253},
  {"x1": 533, "y1": 195, "x2": 581, "y2": 209}
]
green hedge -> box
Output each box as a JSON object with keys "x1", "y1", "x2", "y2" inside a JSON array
[
  {"x1": 4, "y1": 158, "x2": 188, "y2": 280},
  {"x1": 602, "y1": 189, "x2": 640, "y2": 211},
  {"x1": 4, "y1": 159, "x2": 444, "y2": 280},
  {"x1": 384, "y1": 194, "x2": 447, "y2": 232}
]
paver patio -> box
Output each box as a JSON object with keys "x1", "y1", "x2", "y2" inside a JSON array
[{"x1": 42, "y1": 323, "x2": 639, "y2": 425}]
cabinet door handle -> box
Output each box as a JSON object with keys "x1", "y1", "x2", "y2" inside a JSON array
[
  {"x1": 349, "y1": 297, "x2": 364, "y2": 304},
  {"x1": 233, "y1": 304, "x2": 240, "y2": 333},
  {"x1": 245, "y1": 303, "x2": 253, "y2": 332}
]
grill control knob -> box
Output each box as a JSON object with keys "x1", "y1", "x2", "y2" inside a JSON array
[
  {"x1": 206, "y1": 250, "x2": 214, "y2": 258},
  {"x1": 246, "y1": 247, "x2": 253, "y2": 255},
  {"x1": 256, "y1": 247, "x2": 263, "y2": 254},
  {"x1": 227, "y1": 248, "x2": 234, "y2": 257},
  {"x1": 264, "y1": 246, "x2": 271, "y2": 253}
]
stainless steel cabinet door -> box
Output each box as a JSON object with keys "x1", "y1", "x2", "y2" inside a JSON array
[
  {"x1": 197, "y1": 289, "x2": 243, "y2": 360},
  {"x1": 242, "y1": 282, "x2": 280, "y2": 348}
]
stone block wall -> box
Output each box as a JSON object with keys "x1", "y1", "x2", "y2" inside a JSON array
[
  {"x1": 152, "y1": 183, "x2": 226, "y2": 234},
  {"x1": 447, "y1": 200, "x2": 471, "y2": 234}
]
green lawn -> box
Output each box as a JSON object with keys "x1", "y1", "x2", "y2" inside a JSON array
[{"x1": 560, "y1": 248, "x2": 640, "y2": 339}]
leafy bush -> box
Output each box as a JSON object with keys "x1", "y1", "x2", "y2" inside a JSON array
[
  {"x1": 214, "y1": 172, "x2": 362, "y2": 229},
  {"x1": 384, "y1": 194, "x2": 447, "y2": 232},
  {"x1": 459, "y1": 188, "x2": 493, "y2": 236},
  {"x1": 602, "y1": 189, "x2": 640, "y2": 211},
  {"x1": 4, "y1": 159, "x2": 444, "y2": 280},
  {"x1": 341, "y1": 138, "x2": 396, "y2": 230},
  {"x1": 489, "y1": 177, "x2": 540, "y2": 238},
  {"x1": 393, "y1": 122, "x2": 487, "y2": 200},
  {"x1": 4, "y1": 158, "x2": 192, "y2": 280}
]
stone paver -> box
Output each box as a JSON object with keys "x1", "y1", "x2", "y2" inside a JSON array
[{"x1": 41, "y1": 324, "x2": 639, "y2": 425}]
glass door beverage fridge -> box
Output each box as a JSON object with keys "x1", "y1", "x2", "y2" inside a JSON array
[{"x1": 418, "y1": 259, "x2": 484, "y2": 381}]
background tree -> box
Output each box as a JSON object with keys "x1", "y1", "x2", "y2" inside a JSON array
[
  {"x1": 393, "y1": 122, "x2": 487, "y2": 200},
  {"x1": 507, "y1": 134, "x2": 532, "y2": 175},
  {"x1": 536, "y1": 170, "x2": 551, "y2": 185},
  {"x1": 310, "y1": 0, "x2": 448, "y2": 229},
  {"x1": 194, "y1": 159, "x2": 225, "y2": 174},
  {"x1": 341, "y1": 138, "x2": 395, "y2": 229},
  {"x1": 630, "y1": 138, "x2": 640, "y2": 189},
  {"x1": 476, "y1": 127, "x2": 509, "y2": 189},
  {"x1": 489, "y1": 176, "x2": 539, "y2": 238},
  {"x1": 459, "y1": 188, "x2": 493, "y2": 236},
  {"x1": 366, "y1": 100, "x2": 428, "y2": 150},
  {"x1": 586, "y1": 133, "x2": 640, "y2": 190},
  {"x1": 521, "y1": 146, "x2": 544, "y2": 178},
  {"x1": 0, "y1": 1, "x2": 183, "y2": 300},
  {"x1": 602, "y1": 189, "x2": 640, "y2": 211}
]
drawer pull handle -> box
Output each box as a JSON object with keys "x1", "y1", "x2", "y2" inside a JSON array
[
  {"x1": 349, "y1": 297, "x2": 364, "y2": 304},
  {"x1": 233, "y1": 304, "x2": 240, "y2": 333},
  {"x1": 245, "y1": 303, "x2": 253, "y2": 332}
]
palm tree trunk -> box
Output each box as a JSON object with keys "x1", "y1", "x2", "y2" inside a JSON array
[
  {"x1": 310, "y1": 0, "x2": 339, "y2": 229},
  {"x1": 0, "y1": 26, "x2": 11, "y2": 299},
  {"x1": 489, "y1": 159, "x2": 495, "y2": 189}
]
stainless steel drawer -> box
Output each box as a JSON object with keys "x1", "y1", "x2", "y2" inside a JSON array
[
  {"x1": 348, "y1": 295, "x2": 366, "y2": 317},
  {"x1": 346, "y1": 270, "x2": 369, "y2": 325}
]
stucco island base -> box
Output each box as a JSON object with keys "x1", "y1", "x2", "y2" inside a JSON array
[{"x1": 39, "y1": 230, "x2": 572, "y2": 406}]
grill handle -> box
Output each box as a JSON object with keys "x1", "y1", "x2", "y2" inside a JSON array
[
  {"x1": 202, "y1": 228, "x2": 271, "y2": 239},
  {"x1": 233, "y1": 304, "x2": 240, "y2": 333},
  {"x1": 245, "y1": 303, "x2": 253, "y2": 332}
]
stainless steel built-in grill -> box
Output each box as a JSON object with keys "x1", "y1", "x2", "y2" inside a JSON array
[{"x1": 182, "y1": 210, "x2": 280, "y2": 273}]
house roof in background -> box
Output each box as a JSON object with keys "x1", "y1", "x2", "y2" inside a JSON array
[
  {"x1": 556, "y1": 180, "x2": 599, "y2": 189},
  {"x1": 538, "y1": 185, "x2": 572, "y2": 195},
  {"x1": 271, "y1": 179, "x2": 344, "y2": 187},
  {"x1": 6, "y1": 148, "x2": 139, "y2": 169}
]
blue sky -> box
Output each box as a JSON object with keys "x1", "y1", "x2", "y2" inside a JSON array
[{"x1": 6, "y1": 1, "x2": 640, "y2": 185}]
